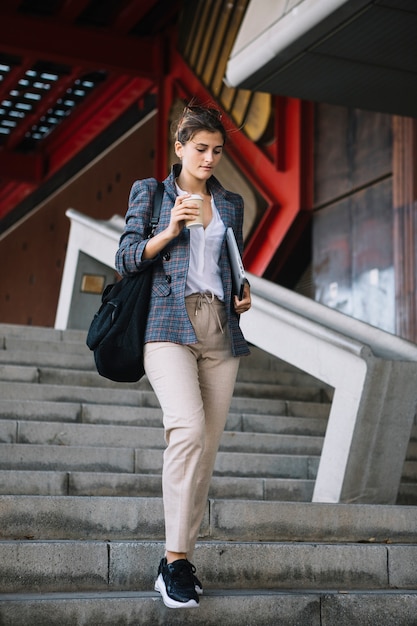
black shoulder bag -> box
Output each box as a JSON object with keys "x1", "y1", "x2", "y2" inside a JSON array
[{"x1": 86, "y1": 181, "x2": 164, "y2": 382}]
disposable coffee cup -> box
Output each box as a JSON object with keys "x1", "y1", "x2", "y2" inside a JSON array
[{"x1": 184, "y1": 194, "x2": 203, "y2": 227}]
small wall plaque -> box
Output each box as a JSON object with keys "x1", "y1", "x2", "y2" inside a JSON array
[{"x1": 81, "y1": 274, "x2": 105, "y2": 294}]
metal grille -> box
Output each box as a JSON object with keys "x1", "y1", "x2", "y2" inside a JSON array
[{"x1": 0, "y1": 56, "x2": 106, "y2": 148}]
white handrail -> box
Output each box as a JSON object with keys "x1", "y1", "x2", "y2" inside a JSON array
[{"x1": 242, "y1": 273, "x2": 417, "y2": 504}]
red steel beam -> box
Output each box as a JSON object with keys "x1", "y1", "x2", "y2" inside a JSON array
[
  {"x1": 0, "y1": 151, "x2": 46, "y2": 184},
  {"x1": 242, "y1": 99, "x2": 313, "y2": 275},
  {"x1": 0, "y1": 182, "x2": 35, "y2": 220},
  {"x1": 47, "y1": 75, "x2": 153, "y2": 173}
]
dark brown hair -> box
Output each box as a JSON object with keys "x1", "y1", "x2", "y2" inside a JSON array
[{"x1": 175, "y1": 104, "x2": 227, "y2": 145}]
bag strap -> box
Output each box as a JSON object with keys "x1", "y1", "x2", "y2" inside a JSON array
[{"x1": 148, "y1": 181, "x2": 164, "y2": 238}]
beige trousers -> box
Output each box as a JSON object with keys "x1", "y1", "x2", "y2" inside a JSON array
[{"x1": 144, "y1": 294, "x2": 240, "y2": 558}]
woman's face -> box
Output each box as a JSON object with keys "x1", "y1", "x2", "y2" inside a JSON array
[{"x1": 175, "y1": 130, "x2": 224, "y2": 182}]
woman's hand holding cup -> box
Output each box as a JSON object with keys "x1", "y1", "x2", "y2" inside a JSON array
[
  {"x1": 169, "y1": 194, "x2": 204, "y2": 238},
  {"x1": 183, "y1": 194, "x2": 203, "y2": 227}
]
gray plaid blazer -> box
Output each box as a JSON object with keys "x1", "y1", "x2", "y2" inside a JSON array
[{"x1": 115, "y1": 164, "x2": 250, "y2": 357}]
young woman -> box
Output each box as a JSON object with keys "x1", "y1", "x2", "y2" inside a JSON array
[{"x1": 115, "y1": 104, "x2": 251, "y2": 609}]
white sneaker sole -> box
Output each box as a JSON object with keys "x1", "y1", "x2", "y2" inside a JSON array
[{"x1": 154, "y1": 574, "x2": 199, "y2": 609}]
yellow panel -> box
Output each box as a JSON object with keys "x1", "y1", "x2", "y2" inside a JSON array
[
  {"x1": 243, "y1": 92, "x2": 272, "y2": 142},
  {"x1": 232, "y1": 90, "x2": 252, "y2": 126},
  {"x1": 196, "y1": 0, "x2": 224, "y2": 76},
  {"x1": 211, "y1": 0, "x2": 249, "y2": 96},
  {"x1": 220, "y1": 84, "x2": 236, "y2": 110},
  {"x1": 202, "y1": 1, "x2": 233, "y2": 87},
  {"x1": 187, "y1": 2, "x2": 213, "y2": 69}
]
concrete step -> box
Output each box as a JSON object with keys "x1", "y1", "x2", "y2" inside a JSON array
[
  {"x1": 19, "y1": 416, "x2": 409, "y2": 463},
  {"x1": 137, "y1": 447, "x2": 319, "y2": 478},
  {"x1": 0, "y1": 419, "x2": 324, "y2": 456},
  {"x1": 0, "y1": 347, "x2": 328, "y2": 389},
  {"x1": 237, "y1": 413, "x2": 328, "y2": 436},
  {"x1": 1, "y1": 324, "x2": 316, "y2": 374},
  {"x1": 0, "y1": 537, "x2": 416, "y2": 593},
  {"x1": 0, "y1": 443, "x2": 136, "y2": 473},
  {"x1": 0, "y1": 329, "x2": 90, "y2": 359},
  {"x1": 0, "y1": 364, "x2": 327, "y2": 402},
  {"x1": 0, "y1": 322, "x2": 85, "y2": 339},
  {"x1": 0, "y1": 442, "x2": 319, "y2": 480},
  {"x1": 405, "y1": 436, "x2": 417, "y2": 459},
  {"x1": 1, "y1": 496, "x2": 416, "y2": 543},
  {"x1": 402, "y1": 461, "x2": 417, "y2": 481},
  {"x1": 0, "y1": 397, "x2": 331, "y2": 425},
  {"x1": 397, "y1": 482, "x2": 417, "y2": 505},
  {"x1": 235, "y1": 366, "x2": 330, "y2": 389},
  {"x1": 1, "y1": 589, "x2": 417, "y2": 626},
  {"x1": 0, "y1": 451, "x2": 410, "y2": 500},
  {"x1": 80, "y1": 404, "x2": 329, "y2": 434},
  {"x1": 0, "y1": 324, "x2": 313, "y2": 373},
  {"x1": 0, "y1": 467, "x2": 414, "y2": 504},
  {"x1": 0, "y1": 381, "x2": 329, "y2": 416},
  {"x1": 0, "y1": 469, "x2": 315, "y2": 501},
  {"x1": 0, "y1": 376, "x2": 321, "y2": 404},
  {"x1": 1, "y1": 323, "x2": 333, "y2": 391},
  {"x1": 0, "y1": 380, "x2": 155, "y2": 406},
  {"x1": 0, "y1": 399, "x2": 85, "y2": 423},
  {"x1": 0, "y1": 348, "x2": 96, "y2": 370},
  {"x1": 0, "y1": 419, "x2": 165, "y2": 449}
]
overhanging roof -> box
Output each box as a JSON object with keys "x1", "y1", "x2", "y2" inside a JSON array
[{"x1": 225, "y1": 0, "x2": 417, "y2": 117}]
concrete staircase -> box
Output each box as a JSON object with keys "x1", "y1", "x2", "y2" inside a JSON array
[{"x1": 0, "y1": 322, "x2": 416, "y2": 625}]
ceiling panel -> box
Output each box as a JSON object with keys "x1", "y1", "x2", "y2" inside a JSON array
[
  {"x1": 259, "y1": 53, "x2": 417, "y2": 115},
  {"x1": 313, "y1": 5, "x2": 417, "y2": 74}
]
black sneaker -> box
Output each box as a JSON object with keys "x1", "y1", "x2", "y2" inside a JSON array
[
  {"x1": 189, "y1": 561, "x2": 203, "y2": 595},
  {"x1": 154, "y1": 558, "x2": 199, "y2": 609},
  {"x1": 155, "y1": 558, "x2": 203, "y2": 596}
]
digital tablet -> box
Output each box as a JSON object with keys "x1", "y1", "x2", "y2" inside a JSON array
[{"x1": 226, "y1": 227, "x2": 248, "y2": 300}]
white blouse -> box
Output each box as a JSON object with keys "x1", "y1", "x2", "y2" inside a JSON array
[{"x1": 176, "y1": 183, "x2": 226, "y2": 300}]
